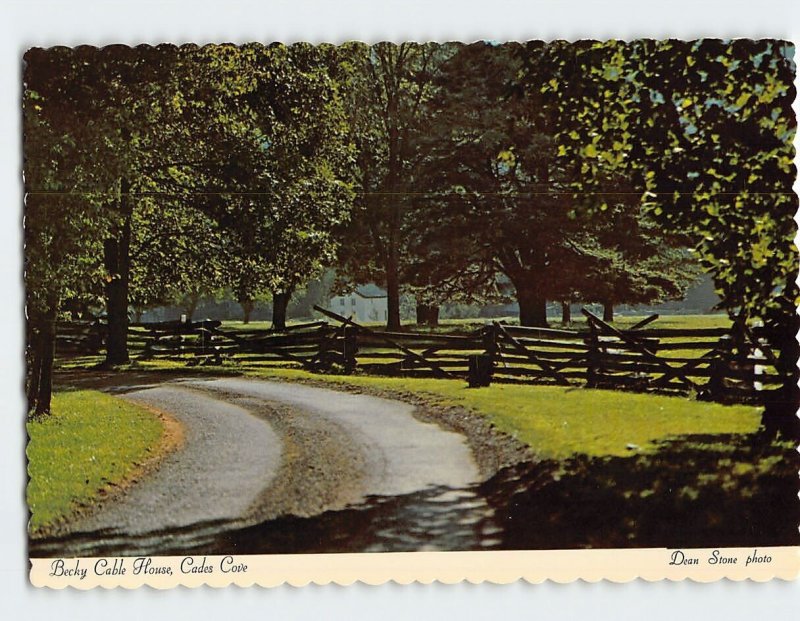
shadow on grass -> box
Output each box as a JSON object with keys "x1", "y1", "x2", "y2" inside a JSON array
[{"x1": 483, "y1": 432, "x2": 800, "y2": 550}]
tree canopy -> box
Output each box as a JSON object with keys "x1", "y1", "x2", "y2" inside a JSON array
[
  {"x1": 23, "y1": 40, "x2": 796, "y2": 416},
  {"x1": 23, "y1": 43, "x2": 355, "y2": 411},
  {"x1": 523, "y1": 39, "x2": 797, "y2": 326}
]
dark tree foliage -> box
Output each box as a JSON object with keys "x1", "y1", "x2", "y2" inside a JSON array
[
  {"x1": 521, "y1": 39, "x2": 797, "y2": 434},
  {"x1": 23, "y1": 43, "x2": 353, "y2": 412},
  {"x1": 523, "y1": 40, "x2": 797, "y2": 327},
  {"x1": 409, "y1": 43, "x2": 580, "y2": 327},
  {"x1": 332, "y1": 43, "x2": 458, "y2": 329},
  {"x1": 410, "y1": 43, "x2": 700, "y2": 326}
]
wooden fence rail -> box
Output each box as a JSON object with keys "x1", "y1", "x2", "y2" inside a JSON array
[{"x1": 54, "y1": 309, "x2": 792, "y2": 406}]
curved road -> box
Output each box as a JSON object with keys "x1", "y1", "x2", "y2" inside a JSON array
[{"x1": 70, "y1": 377, "x2": 481, "y2": 538}]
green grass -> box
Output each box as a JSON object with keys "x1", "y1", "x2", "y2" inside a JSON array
[
  {"x1": 217, "y1": 313, "x2": 732, "y2": 334},
  {"x1": 220, "y1": 318, "x2": 320, "y2": 331},
  {"x1": 560, "y1": 313, "x2": 732, "y2": 331},
  {"x1": 220, "y1": 320, "x2": 276, "y2": 331},
  {"x1": 27, "y1": 390, "x2": 165, "y2": 533},
  {"x1": 130, "y1": 362, "x2": 759, "y2": 460}
]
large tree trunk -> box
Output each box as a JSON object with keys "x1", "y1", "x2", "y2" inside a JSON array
[
  {"x1": 183, "y1": 293, "x2": 199, "y2": 322},
  {"x1": 415, "y1": 303, "x2": 426, "y2": 326},
  {"x1": 34, "y1": 315, "x2": 56, "y2": 417},
  {"x1": 104, "y1": 178, "x2": 132, "y2": 366},
  {"x1": 428, "y1": 304, "x2": 439, "y2": 327},
  {"x1": 384, "y1": 81, "x2": 403, "y2": 332},
  {"x1": 561, "y1": 301, "x2": 572, "y2": 325},
  {"x1": 27, "y1": 300, "x2": 57, "y2": 417},
  {"x1": 26, "y1": 326, "x2": 42, "y2": 411},
  {"x1": 416, "y1": 303, "x2": 440, "y2": 327},
  {"x1": 761, "y1": 315, "x2": 800, "y2": 441},
  {"x1": 603, "y1": 301, "x2": 614, "y2": 323},
  {"x1": 500, "y1": 248, "x2": 549, "y2": 328},
  {"x1": 240, "y1": 297, "x2": 254, "y2": 324},
  {"x1": 271, "y1": 290, "x2": 291, "y2": 331},
  {"x1": 385, "y1": 250, "x2": 401, "y2": 331},
  {"x1": 517, "y1": 285, "x2": 548, "y2": 327}
]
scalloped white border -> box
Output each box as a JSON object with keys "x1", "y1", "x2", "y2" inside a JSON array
[
  {"x1": 30, "y1": 547, "x2": 800, "y2": 588},
  {"x1": 23, "y1": 35, "x2": 800, "y2": 590}
]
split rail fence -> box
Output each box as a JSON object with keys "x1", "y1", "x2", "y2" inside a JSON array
[{"x1": 55, "y1": 307, "x2": 792, "y2": 405}]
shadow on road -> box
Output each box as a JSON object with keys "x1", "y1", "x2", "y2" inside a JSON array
[
  {"x1": 30, "y1": 485, "x2": 500, "y2": 557},
  {"x1": 30, "y1": 430, "x2": 799, "y2": 557}
]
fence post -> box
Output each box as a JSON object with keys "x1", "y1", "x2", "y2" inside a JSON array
[
  {"x1": 467, "y1": 325, "x2": 496, "y2": 388},
  {"x1": 468, "y1": 353, "x2": 493, "y2": 388},
  {"x1": 343, "y1": 325, "x2": 357, "y2": 374},
  {"x1": 87, "y1": 320, "x2": 103, "y2": 353},
  {"x1": 708, "y1": 334, "x2": 733, "y2": 401},
  {"x1": 585, "y1": 322, "x2": 600, "y2": 388},
  {"x1": 732, "y1": 321, "x2": 756, "y2": 398},
  {"x1": 482, "y1": 324, "x2": 498, "y2": 363}
]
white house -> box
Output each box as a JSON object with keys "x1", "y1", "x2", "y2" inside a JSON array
[{"x1": 328, "y1": 284, "x2": 388, "y2": 323}]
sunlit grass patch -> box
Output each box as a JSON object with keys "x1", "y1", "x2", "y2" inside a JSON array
[
  {"x1": 27, "y1": 390, "x2": 165, "y2": 533},
  {"x1": 560, "y1": 313, "x2": 732, "y2": 331},
  {"x1": 57, "y1": 354, "x2": 105, "y2": 369}
]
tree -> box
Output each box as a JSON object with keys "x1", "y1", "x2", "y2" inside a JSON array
[
  {"x1": 24, "y1": 43, "x2": 353, "y2": 411},
  {"x1": 523, "y1": 39, "x2": 797, "y2": 434},
  {"x1": 552, "y1": 202, "x2": 701, "y2": 322},
  {"x1": 524, "y1": 39, "x2": 796, "y2": 326},
  {"x1": 99, "y1": 43, "x2": 352, "y2": 335},
  {"x1": 206, "y1": 43, "x2": 355, "y2": 330},
  {"x1": 225, "y1": 255, "x2": 272, "y2": 324},
  {"x1": 23, "y1": 46, "x2": 133, "y2": 413},
  {"x1": 130, "y1": 197, "x2": 228, "y2": 322},
  {"x1": 637, "y1": 41, "x2": 797, "y2": 436},
  {"x1": 334, "y1": 43, "x2": 456, "y2": 329},
  {"x1": 23, "y1": 45, "x2": 216, "y2": 366},
  {"x1": 409, "y1": 42, "x2": 713, "y2": 328},
  {"x1": 411, "y1": 42, "x2": 591, "y2": 327},
  {"x1": 404, "y1": 192, "x2": 509, "y2": 327}
]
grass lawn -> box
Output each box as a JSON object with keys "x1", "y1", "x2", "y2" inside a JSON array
[
  {"x1": 562, "y1": 313, "x2": 733, "y2": 331},
  {"x1": 27, "y1": 389, "x2": 165, "y2": 533}
]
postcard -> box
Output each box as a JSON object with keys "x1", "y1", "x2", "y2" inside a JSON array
[{"x1": 23, "y1": 40, "x2": 798, "y2": 588}]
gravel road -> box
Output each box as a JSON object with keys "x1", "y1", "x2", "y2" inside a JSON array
[
  {"x1": 66, "y1": 377, "x2": 481, "y2": 537},
  {"x1": 72, "y1": 385, "x2": 281, "y2": 535}
]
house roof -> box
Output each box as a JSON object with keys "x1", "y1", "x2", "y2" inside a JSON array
[{"x1": 354, "y1": 284, "x2": 387, "y2": 299}]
